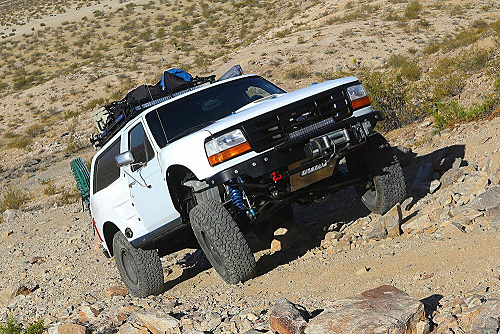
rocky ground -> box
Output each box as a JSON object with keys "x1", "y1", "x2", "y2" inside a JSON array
[
  {"x1": 0, "y1": 0, "x2": 499, "y2": 332},
  {"x1": 0, "y1": 115, "x2": 499, "y2": 333}
]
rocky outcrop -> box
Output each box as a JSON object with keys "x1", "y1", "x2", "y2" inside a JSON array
[{"x1": 305, "y1": 285, "x2": 424, "y2": 334}]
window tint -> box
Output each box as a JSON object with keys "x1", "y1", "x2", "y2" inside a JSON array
[
  {"x1": 146, "y1": 77, "x2": 285, "y2": 147},
  {"x1": 94, "y1": 139, "x2": 121, "y2": 194},
  {"x1": 129, "y1": 122, "x2": 154, "y2": 172}
]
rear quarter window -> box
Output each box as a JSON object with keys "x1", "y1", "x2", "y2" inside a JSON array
[{"x1": 94, "y1": 139, "x2": 121, "y2": 194}]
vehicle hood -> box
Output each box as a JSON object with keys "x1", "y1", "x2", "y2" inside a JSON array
[{"x1": 202, "y1": 76, "x2": 358, "y2": 136}]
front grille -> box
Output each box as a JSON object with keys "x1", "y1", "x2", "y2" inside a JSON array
[{"x1": 243, "y1": 86, "x2": 351, "y2": 152}]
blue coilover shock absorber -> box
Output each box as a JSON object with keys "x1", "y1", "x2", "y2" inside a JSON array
[{"x1": 227, "y1": 177, "x2": 255, "y2": 218}]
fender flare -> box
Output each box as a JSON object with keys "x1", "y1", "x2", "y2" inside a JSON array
[{"x1": 102, "y1": 221, "x2": 120, "y2": 256}]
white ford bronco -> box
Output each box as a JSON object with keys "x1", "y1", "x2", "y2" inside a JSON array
[{"x1": 89, "y1": 72, "x2": 406, "y2": 297}]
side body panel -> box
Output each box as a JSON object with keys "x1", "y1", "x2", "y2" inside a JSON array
[{"x1": 122, "y1": 117, "x2": 181, "y2": 234}]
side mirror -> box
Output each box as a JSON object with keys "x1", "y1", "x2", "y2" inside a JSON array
[{"x1": 115, "y1": 151, "x2": 135, "y2": 168}]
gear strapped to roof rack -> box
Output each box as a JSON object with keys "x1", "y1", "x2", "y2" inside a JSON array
[{"x1": 89, "y1": 75, "x2": 215, "y2": 149}]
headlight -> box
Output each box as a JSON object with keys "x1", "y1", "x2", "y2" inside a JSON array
[
  {"x1": 347, "y1": 84, "x2": 371, "y2": 110},
  {"x1": 205, "y1": 129, "x2": 251, "y2": 166}
]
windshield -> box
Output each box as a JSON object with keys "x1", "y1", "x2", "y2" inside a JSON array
[{"x1": 145, "y1": 76, "x2": 285, "y2": 147}]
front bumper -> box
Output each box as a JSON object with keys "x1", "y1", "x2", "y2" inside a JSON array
[{"x1": 207, "y1": 110, "x2": 383, "y2": 186}]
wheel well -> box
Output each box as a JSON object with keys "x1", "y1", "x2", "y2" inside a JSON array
[
  {"x1": 103, "y1": 222, "x2": 120, "y2": 257},
  {"x1": 166, "y1": 165, "x2": 197, "y2": 221}
]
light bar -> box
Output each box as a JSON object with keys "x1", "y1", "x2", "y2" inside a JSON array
[{"x1": 288, "y1": 117, "x2": 334, "y2": 140}]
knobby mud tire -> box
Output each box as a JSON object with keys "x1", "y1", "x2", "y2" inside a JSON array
[
  {"x1": 349, "y1": 132, "x2": 407, "y2": 214},
  {"x1": 112, "y1": 232, "x2": 164, "y2": 297},
  {"x1": 189, "y1": 200, "x2": 256, "y2": 284}
]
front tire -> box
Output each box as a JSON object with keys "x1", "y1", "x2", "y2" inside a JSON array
[
  {"x1": 189, "y1": 200, "x2": 256, "y2": 284},
  {"x1": 348, "y1": 133, "x2": 406, "y2": 214},
  {"x1": 112, "y1": 232, "x2": 164, "y2": 297}
]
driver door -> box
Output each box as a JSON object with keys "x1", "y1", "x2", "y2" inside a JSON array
[{"x1": 125, "y1": 120, "x2": 181, "y2": 233}]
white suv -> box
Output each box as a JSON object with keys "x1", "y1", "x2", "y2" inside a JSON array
[{"x1": 89, "y1": 74, "x2": 406, "y2": 297}]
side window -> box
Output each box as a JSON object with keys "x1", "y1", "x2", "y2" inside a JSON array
[
  {"x1": 129, "y1": 122, "x2": 155, "y2": 172},
  {"x1": 94, "y1": 139, "x2": 121, "y2": 194}
]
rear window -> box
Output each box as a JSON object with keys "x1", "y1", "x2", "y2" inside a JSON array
[{"x1": 94, "y1": 139, "x2": 121, "y2": 194}]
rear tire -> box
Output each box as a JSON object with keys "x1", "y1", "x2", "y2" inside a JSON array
[
  {"x1": 112, "y1": 232, "x2": 164, "y2": 297},
  {"x1": 189, "y1": 200, "x2": 256, "y2": 284},
  {"x1": 348, "y1": 133, "x2": 406, "y2": 214}
]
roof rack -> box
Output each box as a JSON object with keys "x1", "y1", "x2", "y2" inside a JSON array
[{"x1": 90, "y1": 75, "x2": 216, "y2": 149}]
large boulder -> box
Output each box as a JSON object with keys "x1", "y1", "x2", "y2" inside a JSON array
[{"x1": 305, "y1": 285, "x2": 425, "y2": 334}]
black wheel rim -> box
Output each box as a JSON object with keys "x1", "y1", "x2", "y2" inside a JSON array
[
  {"x1": 201, "y1": 230, "x2": 227, "y2": 277},
  {"x1": 121, "y1": 249, "x2": 138, "y2": 285}
]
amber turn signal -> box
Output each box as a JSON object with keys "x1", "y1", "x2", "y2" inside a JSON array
[
  {"x1": 351, "y1": 96, "x2": 371, "y2": 110},
  {"x1": 208, "y1": 142, "x2": 251, "y2": 166}
]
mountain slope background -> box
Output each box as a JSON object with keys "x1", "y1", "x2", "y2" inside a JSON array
[{"x1": 0, "y1": 0, "x2": 499, "y2": 333}]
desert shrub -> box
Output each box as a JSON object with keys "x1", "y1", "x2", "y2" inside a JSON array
[
  {"x1": 83, "y1": 97, "x2": 106, "y2": 111},
  {"x1": 495, "y1": 77, "x2": 500, "y2": 93},
  {"x1": 358, "y1": 69, "x2": 424, "y2": 131},
  {"x1": 433, "y1": 95, "x2": 499, "y2": 130},
  {"x1": 286, "y1": 66, "x2": 311, "y2": 79},
  {"x1": 172, "y1": 20, "x2": 192, "y2": 32},
  {"x1": 0, "y1": 188, "x2": 29, "y2": 212},
  {"x1": 386, "y1": 54, "x2": 421, "y2": 81},
  {"x1": 7, "y1": 137, "x2": 32, "y2": 149},
  {"x1": 138, "y1": 28, "x2": 153, "y2": 41},
  {"x1": 274, "y1": 28, "x2": 291, "y2": 38},
  {"x1": 0, "y1": 315, "x2": 22, "y2": 334},
  {"x1": 461, "y1": 48, "x2": 491, "y2": 72},
  {"x1": 57, "y1": 188, "x2": 80, "y2": 205},
  {"x1": 0, "y1": 81, "x2": 8, "y2": 91},
  {"x1": 156, "y1": 28, "x2": 166, "y2": 39},
  {"x1": 493, "y1": 19, "x2": 500, "y2": 35},
  {"x1": 25, "y1": 124, "x2": 44, "y2": 137},
  {"x1": 24, "y1": 320, "x2": 44, "y2": 334},
  {"x1": 65, "y1": 136, "x2": 85, "y2": 153},
  {"x1": 43, "y1": 184, "x2": 58, "y2": 196},
  {"x1": 64, "y1": 110, "x2": 79, "y2": 120},
  {"x1": 404, "y1": 1, "x2": 422, "y2": 19},
  {"x1": 441, "y1": 30, "x2": 480, "y2": 52},
  {"x1": 432, "y1": 74, "x2": 465, "y2": 100},
  {"x1": 450, "y1": 5, "x2": 464, "y2": 17},
  {"x1": 0, "y1": 316, "x2": 44, "y2": 334},
  {"x1": 3, "y1": 131, "x2": 17, "y2": 139}
]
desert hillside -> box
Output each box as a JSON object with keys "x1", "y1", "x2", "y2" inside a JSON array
[{"x1": 0, "y1": 0, "x2": 499, "y2": 333}]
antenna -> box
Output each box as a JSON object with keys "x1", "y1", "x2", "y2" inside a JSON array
[{"x1": 144, "y1": 76, "x2": 154, "y2": 103}]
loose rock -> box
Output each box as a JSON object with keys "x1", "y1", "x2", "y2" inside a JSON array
[
  {"x1": 269, "y1": 298, "x2": 307, "y2": 334},
  {"x1": 48, "y1": 323, "x2": 88, "y2": 334},
  {"x1": 471, "y1": 187, "x2": 500, "y2": 211},
  {"x1": 136, "y1": 311, "x2": 179, "y2": 334},
  {"x1": 105, "y1": 286, "x2": 128, "y2": 298}
]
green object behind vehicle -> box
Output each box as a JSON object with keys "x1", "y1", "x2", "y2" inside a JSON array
[{"x1": 70, "y1": 157, "x2": 91, "y2": 212}]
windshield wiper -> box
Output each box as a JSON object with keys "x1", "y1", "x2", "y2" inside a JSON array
[{"x1": 168, "y1": 121, "x2": 215, "y2": 142}]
